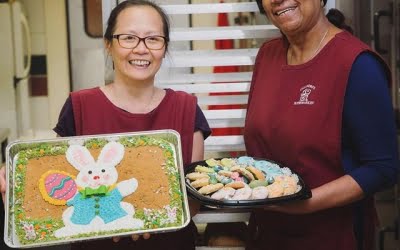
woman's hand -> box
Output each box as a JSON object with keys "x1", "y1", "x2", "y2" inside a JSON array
[
  {"x1": 263, "y1": 198, "x2": 314, "y2": 215},
  {"x1": 112, "y1": 233, "x2": 151, "y2": 243},
  {"x1": 0, "y1": 165, "x2": 6, "y2": 203},
  {"x1": 263, "y1": 175, "x2": 364, "y2": 215}
]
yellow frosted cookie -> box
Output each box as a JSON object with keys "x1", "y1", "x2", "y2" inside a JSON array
[
  {"x1": 220, "y1": 158, "x2": 235, "y2": 168},
  {"x1": 282, "y1": 176, "x2": 298, "y2": 195},
  {"x1": 205, "y1": 158, "x2": 220, "y2": 167},
  {"x1": 217, "y1": 170, "x2": 233, "y2": 177},
  {"x1": 195, "y1": 165, "x2": 215, "y2": 173},
  {"x1": 245, "y1": 166, "x2": 265, "y2": 181},
  {"x1": 198, "y1": 183, "x2": 224, "y2": 195},
  {"x1": 266, "y1": 182, "x2": 284, "y2": 198},
  {"x1": 225, "y1": 181, "x2": 245, "y2": 189},
  {"x1": 191, "y1": 178, "x2": 210, "y2": 188},
  {"x1": 186, "y1": 172, "x2": 210, "y2": 181}
]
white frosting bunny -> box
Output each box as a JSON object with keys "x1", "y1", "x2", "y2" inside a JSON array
[
  {"x1": 22, "y1": 222, "x2": 36, "y2": 240},
  {"x1": 54, "y1": 141, "x2": 144, "y2": 238}
]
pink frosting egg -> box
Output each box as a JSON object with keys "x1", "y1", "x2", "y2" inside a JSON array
[{"x1": 44, "y1": 173, "x2": 77, "y2": 201}]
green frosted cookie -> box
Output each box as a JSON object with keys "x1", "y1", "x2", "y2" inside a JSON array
[{"x1": 249, "y1": 180, "x2": 268, "y2": 188}]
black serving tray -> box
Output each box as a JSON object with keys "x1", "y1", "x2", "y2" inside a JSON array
[{"x1": 185, "y1": 158, "x2": 312, "y2": 208}]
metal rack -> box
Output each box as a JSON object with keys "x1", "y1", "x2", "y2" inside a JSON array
[
  {"x1": 156, "y1": 1, "x2": 278, "y2": 154},
  {"x1": 155, "y1": 1, "x2": 276, "y2": 248}
]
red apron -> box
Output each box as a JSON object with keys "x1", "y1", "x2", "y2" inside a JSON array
[
  {"x1": 71, "y1": 87, "x2": 196, "y2": 167},
  {"x1": 70, "y1": 88, "x2": 198, "y2": 250},
  {"x1": 244, "y1": 32, "x2": 381, "y2": 250}
]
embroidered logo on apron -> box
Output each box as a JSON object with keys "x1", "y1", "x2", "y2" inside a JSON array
[{"x1": 294, "y1": 84, "x2": 315, "y2": 105}]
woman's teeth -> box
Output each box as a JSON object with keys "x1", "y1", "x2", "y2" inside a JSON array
[
  {"x1": 276, "y1": 7, "x2": 296, "y2": 16},
  {"x1": 130, "y1": 60, "x2": 150, "y2": 66}
]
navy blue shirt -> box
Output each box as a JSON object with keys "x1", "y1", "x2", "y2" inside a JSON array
[
  {"x1": 342, "y1": 52, "x2": 399, "y2": 249},
  {"x1": 342, "y1": 52, "x2": 399, "y2": 193}
]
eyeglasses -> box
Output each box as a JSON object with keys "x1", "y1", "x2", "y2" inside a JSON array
[{"x1": 112, "y1": 34, "x2": 166, "y2": 50}]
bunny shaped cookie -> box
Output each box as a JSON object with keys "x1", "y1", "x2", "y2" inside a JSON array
[{"x1": 54, "y1": 141, "x2": 144, "y2": 238}]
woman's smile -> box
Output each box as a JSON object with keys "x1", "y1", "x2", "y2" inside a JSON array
[
  {"x1": 128, "y1": 59, "x2": 151, "y2": 68},
  {"x1": 274, "y1": 6, "x2": 297, "y2": 16}
]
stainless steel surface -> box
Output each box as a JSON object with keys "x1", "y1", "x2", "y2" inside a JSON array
[{"x1": 4, "y1": 129, "x2": 190, "y2": 248}]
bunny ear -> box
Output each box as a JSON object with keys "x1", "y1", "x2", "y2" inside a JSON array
[
  {"x1": 66, "y1": 145, "x2": 95, "y2": 171},
  {"x1": 97, "y1": 141, "x2": 125, "y2": 167}
]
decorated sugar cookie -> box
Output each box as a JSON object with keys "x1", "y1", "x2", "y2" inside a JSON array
[{"x1": 38, "y1": 170, "x2": 77, "y2": 205}]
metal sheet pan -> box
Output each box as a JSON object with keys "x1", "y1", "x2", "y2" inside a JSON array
[
  {"x1": 4, "y1": 130, "x2": 190, "y2": 248},
  {"x1": 185, "y1": 157, "x2": 312, "y2": 209}
]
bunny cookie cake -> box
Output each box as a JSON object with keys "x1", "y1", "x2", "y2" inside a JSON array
[{"x1": 6, "y1": 133, "x2": 188, "y2": 247}]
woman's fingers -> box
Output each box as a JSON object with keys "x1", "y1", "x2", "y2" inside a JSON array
[
  {"x1": 113, "y1": 233, "x2": 151, "y2": 242},
  {"x1": 131, "y1": 233, "x2": 151, "y2": 241},
  {"x1": 0, "y1": 166, "x2": 6, "y2": 203},
  {"x1": 131, "y1": 234, "x2": 140, "y2": 241},
  {"x1": 143, "y1": 233, "x2": 151, "y2": 240}
]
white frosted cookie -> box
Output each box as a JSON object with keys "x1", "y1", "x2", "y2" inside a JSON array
[
  {"x1": 231, "y1": 186, "x2": 252, "y2": 200},
  {"x1": 210, "y1": 187, "x2": 236, "y2": 200},
  {"x1": 250, "y1": 186, "x2": 269, "y2": 199}
]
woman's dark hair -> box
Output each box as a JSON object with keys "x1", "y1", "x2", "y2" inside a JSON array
[
  {"x1": 326, "y1": 8, "x2": 354, "y2": 34},
  {"x1": 104, "y1": 0, "x2": 170, "y2": 51}
]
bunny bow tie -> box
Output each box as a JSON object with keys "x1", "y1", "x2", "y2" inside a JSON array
[{"x1": 79, "y1": 185, "x2": 109, "y2": 198}]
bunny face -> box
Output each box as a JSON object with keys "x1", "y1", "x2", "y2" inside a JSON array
[
  {"x1": 66, "y1": 141, "x2": 125, "y2": 189},
  {"x1": 76, "y1": 165, "x2": 118, "y2": 188}
]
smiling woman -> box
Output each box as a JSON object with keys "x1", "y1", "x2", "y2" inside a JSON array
[
  {"x1": 25, "y1": 0, "x2": 211, "y2": 250},
  {"x1": 245, "y1": 1, "x2": 399, "y2": 250}
]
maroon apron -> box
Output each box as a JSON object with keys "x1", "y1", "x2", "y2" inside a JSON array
[
  {"x1": 71, "y1": 87, "x2": 196, "y2": 167},
  {"x1": 244, "y1": 31, "x2": 384, "y2": 250},
  {"x1": 70, "y1": 87, "x2": 197, "y2": 250}
]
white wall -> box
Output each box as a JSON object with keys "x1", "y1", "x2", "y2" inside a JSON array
[{"x1": 44, "y1": 0, "x2": 70, "y2": 130}]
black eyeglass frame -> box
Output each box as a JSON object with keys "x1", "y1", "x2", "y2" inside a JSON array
[{"x1": 112, "y1": 34, "x2": 167, "y2": 50}]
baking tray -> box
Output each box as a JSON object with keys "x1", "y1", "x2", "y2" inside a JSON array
[
  {"x1": 4, "y1": 130, "x2": 190, "y2": 248},
  {"x1": 185, "y1": 157, "x2": 312, "y2": 208}
]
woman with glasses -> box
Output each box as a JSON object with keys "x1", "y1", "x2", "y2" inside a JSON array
[{"x1": 52, "y1": 0, "x2": 210, "y2": 249}]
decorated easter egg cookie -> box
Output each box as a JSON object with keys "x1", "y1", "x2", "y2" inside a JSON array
[{"x1": 38, "y1": 170, "x2": 77, "y2": 205}]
